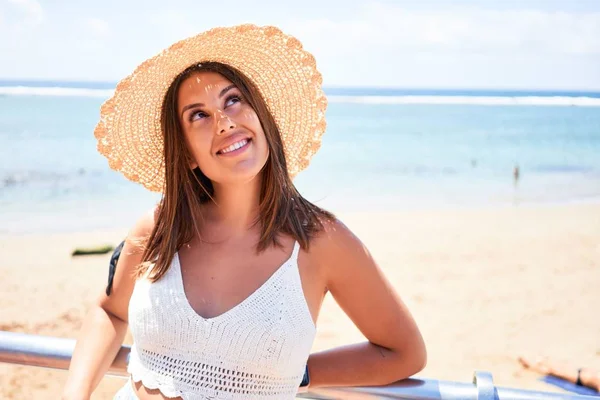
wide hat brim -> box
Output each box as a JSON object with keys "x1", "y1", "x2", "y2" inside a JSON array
[{"x1": 94, "y1": 24, "x2": 327, "y2": 192}]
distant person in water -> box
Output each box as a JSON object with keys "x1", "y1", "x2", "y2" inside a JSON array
[
  {"x1": 513, "y1": 165, "x2": 520, "y2": 185},
  {"x1": 518, "y1": 355, "x2": 600, "y2": 392}
]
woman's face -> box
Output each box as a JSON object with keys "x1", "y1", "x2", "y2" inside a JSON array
[{"x1": 177, "y1": 71, "x2": 269, "y2": 185}]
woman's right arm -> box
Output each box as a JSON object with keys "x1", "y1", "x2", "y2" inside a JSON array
[{"x1": 62, "y1": 210, "x2": 156, "y2": 400}]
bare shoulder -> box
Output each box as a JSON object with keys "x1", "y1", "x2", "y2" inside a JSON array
[
  {"x1": 125, "y1": 205, "x2": 159, "y2": 249},
  {"x1": 97, "y1": 205, "x2": 159, "y2": 322},
  {"x1": 307, "y1": 217, "x2": 365, "y2": 272}
]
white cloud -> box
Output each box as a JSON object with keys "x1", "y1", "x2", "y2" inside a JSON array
[
  {"x1": 82, "y1": 17, "x2": 110, "y2": 38},
  {"x1": 6, "y1": 0, "x2": 43, "y2": 27},
  {"x1": 287, "y1": 3, "x2": 600, "y2": 57},
  {"x1": 1, "y1": 1, "x2": 599, "y2": 89},
  {"x1": 277, "y1": 2, "x2": 600, "y2": 88},
  {"x1": 145, "y1": 11, "x2": 203, "y2": 42}
]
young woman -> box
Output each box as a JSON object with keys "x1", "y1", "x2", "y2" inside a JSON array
[{"x1": 62, "y1": 24, "x2": 426, "y2": 400}]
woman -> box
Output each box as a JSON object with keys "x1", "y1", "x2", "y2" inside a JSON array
[{"x1": 62, "y1": 25, "x2": 426, "y2": 400}]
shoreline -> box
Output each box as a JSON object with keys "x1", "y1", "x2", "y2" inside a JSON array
[{"x1": 2, "y1": 196, "x2": 600, "y2": 237}]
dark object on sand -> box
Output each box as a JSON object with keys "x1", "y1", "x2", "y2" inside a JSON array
[
  {"x1": 540, "y1": 375, "x2": 600, "y2": 396},
  {"x1": 106, "y1": 240, "x2": 125, "y2": 296},
  {"x1": 71, "y1": 245, "x2": 115, "y2": 256}
]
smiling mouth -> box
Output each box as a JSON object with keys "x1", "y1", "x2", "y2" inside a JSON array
[{"x1": 217, "y1": 138, "x2": 252, "y2": 155}]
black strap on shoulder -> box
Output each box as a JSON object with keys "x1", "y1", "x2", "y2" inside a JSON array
[{"x1": 106, "y1": 240, "x2": 126, "y2": 296}]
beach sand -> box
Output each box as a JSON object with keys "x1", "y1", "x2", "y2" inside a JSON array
[{"x1": 1, "y1": 203, "x2": 599, "y2": 399}]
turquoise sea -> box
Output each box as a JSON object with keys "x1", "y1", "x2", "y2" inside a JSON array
[{"x1": 1, "y1": 81, "x2": 599, "y2": 234}]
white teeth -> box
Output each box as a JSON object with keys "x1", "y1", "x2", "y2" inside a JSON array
[{"x1": 220, "y1": 139, "x2": 248, "y2": 154}]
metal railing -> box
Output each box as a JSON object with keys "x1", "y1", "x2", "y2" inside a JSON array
[{"x1": 1, "y1": 331, "x2": 597, "y2": 399}]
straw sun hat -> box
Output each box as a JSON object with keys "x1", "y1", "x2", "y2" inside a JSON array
[{"x1": 93, "y1": 24, "x2": 328, "y2": 192}]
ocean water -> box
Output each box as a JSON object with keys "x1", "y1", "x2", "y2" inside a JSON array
[{"x1": 1, "y1": 81, "x2": 599, "y2": 234}]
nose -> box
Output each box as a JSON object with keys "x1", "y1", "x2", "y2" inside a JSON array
[{"x1": 216, "y1": 111, "x2": 236, "y2": 136}]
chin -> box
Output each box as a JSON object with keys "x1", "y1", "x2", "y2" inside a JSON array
[{"x1": 216, "y1": 163, "x2": 266, "y2": 185}]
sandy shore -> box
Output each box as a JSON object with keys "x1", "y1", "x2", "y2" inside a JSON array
[{"x1": 1, "y1": 203, "x2": 599, "y2": 398}]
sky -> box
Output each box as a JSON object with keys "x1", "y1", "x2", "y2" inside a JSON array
[{"x1": 1, "y1": 0, "x2": 600, "y2": 90}]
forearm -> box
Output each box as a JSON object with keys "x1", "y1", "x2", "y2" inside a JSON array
[
  {"x1": 548, "y1": 365, "x2": 600, "y2": 392},
  {"x1": 62, "y1": 305, "x2": 129, "y2": 399},
  {"x1": 306, "y1": 341, "x2": 426, "y2": 388},
  {"x1": 546, "y1": 363, "x2": 578, "y2": 383}
]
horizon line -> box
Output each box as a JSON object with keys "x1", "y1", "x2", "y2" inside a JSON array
[{"x1": 1, "y1": 78, "x2": 599, "y2": 93}]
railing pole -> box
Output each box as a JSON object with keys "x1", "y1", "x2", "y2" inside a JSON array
[
  {"x1": 1, "y1": 331, "x2": 597, "y2": 399},
  {"x1": 0, "y1": 330, "x2": 130, "y2": 376}
]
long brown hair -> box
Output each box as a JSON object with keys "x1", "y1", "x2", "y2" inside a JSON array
[{"x1": 136, "y1": 62, "x2": 334, "y2": 281}]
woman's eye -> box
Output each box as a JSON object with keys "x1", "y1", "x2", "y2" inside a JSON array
[
  {"x1": 188, "y1": 95, "x2": 241, "y2": 122},
  {"x1": 225, "y1": 95, "x2": 242, "y2": 107},
  {"x1": 190, "y1": 110, "x2": 207, "y2": 122}
]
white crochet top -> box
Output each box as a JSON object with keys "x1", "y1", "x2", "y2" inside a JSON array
[{"x1": 126, "y1": 241, "x2": 316, "y2": 399}]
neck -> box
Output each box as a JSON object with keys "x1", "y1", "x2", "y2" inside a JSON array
[{"x1": 206, "y1": 175, "x2": 262, "y2": 237}]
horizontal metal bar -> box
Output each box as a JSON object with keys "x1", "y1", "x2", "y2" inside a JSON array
[
  {"x1": 0, "y1": 330, "x2": 129, "y2": 377},
  {"x1": 1, "y1": 331, "x2": 597, "y2": 399}
]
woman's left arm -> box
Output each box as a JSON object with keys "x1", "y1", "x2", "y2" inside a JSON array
[{"x1": 306, "y1": 219, "x2": 427, "y2": 388}]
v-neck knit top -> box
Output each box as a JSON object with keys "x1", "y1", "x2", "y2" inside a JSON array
[{"x1": 126, "y1": 241, "x2": 316, "y2": 400}]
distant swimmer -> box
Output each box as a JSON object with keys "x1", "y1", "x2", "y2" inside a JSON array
[{"x1": 513, "y1": 165, "x2": 520, "y2": 184}]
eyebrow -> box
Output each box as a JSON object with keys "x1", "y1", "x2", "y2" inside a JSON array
[{"x1": 180, "y1": 84, "x2": 237, "y2": 118}]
